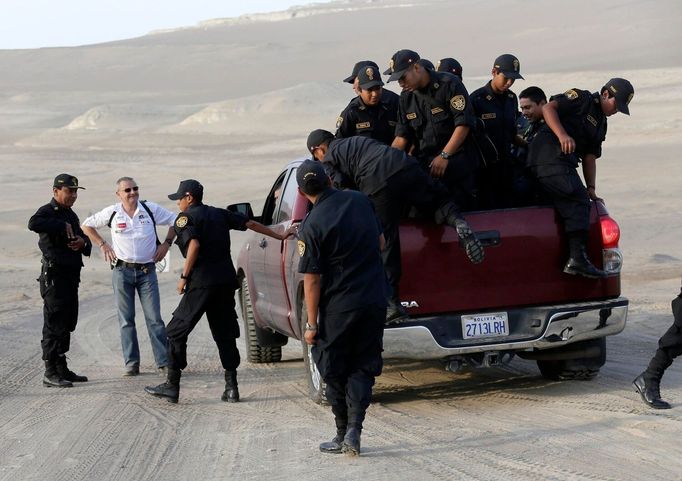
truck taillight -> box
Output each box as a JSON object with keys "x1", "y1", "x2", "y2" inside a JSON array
[{"x1": 600, "y1": 215, "x2": 620, "y2": 249}]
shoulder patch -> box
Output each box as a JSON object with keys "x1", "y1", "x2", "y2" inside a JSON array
[
  {"x1": 450, "y1": 95, "x2": 466, "y2": 111},
  {"x1": 356, "y1": 121, "x2": 371, "y2": 129},
  {"x1": 565, "y1": 89, "x2": 579, "y2": 100},
  {"x1": 336, "y1": 116, "x2": 343, "y2": 129},
  {"x1": 175, "y1": 215, "x2": 188, "y2": 228},
  {"x1": 481, "y1": 113, "x2": 496, "y2": 120},
  {"x1": 406, "y1": 112, "x2": 417, "y2": 120},
  {"x1": 297, "y1": 239, "x2": 306, "y2": 257}
]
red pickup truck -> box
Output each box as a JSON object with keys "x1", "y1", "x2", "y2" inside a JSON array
[{"x1": 235, "y1": 159, "x2": 628, "y2": 402}]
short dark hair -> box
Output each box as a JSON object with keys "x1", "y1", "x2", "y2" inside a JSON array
[{"x1": 519, "y1": 86, "x2": 547, "y2": 104}]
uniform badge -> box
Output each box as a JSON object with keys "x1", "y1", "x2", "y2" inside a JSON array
[
  {"x1": 450, "y1": 95, "x2": 465, "y2": 111},
  {"x1": 406, "y1": 112, "x2": 417, "y2": 120},
  {"x1": 486, "y1": 95, "x2": 492, "y2": 101},
  {"x1": 565, "y1": 89, "x2": 579, "y2": 100},
  {"x1": 366, "y1": 67, "x2": 374, "y2": 80},
  {"x1": 434, "y1": 83, "x2": 439, "y2": 89},
  {"x1": 297, "y1": 240, "x2": 306, "y2": 256},
  {"x1": 336, "y1": 116, "x2": 343, "y2": 128},
  {"x1": 436, "y1": 60, "x2": 442, "y2": 70},
  {"x1": 356, "y1": 122, "x2": 370, "y2": 129},
  {"x1": 513, "y1": 58, "x2": 519, "y2": 71},
  {"x1": 389, "y1": 58, "x2": 395, "y2": 72},
  {"x1": 430, "y1": 107, "x2": 444, "y2": 115},
  {"x1": 586, "y1": 114, "x2": 597, "y2": 127},
  {"x1": 626, "y1": 92, "x2": 633, "y2": 105},
  {"x1": 175, "y1": 215, "x2": 188, "y2": 228},
  {"x1": 481, "y1": 113, "x2": 496, "y2": 120}
]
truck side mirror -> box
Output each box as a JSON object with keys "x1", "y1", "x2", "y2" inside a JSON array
[{"x1": 227, "y1": 202, "x2": 255, "y2": 220}]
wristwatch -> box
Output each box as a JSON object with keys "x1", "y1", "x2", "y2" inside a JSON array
[
  {"x1": 305, "y1": 322, "x2": 318, "y2": 331},
  {"x1": 439, "y1": 150, "x2": 452, "y2": 159}
]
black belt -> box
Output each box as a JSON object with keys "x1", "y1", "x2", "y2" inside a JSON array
[{"x1": 115, "y1": 260, "x2": 152, "y2": 270}]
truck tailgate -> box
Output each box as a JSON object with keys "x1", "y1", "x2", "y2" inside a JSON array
[{"x1": 399, "y1": 204, "x2": 620, "y2": 316}]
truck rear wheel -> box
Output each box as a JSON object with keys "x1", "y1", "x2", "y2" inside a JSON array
[
  {"x1": 537, "y1": 338, "x2": 606, "y2": 380},
  {"x1": 240, "y1": 278, "x2": 282, "y2": 363},
  {"x1": 300, "y1": 299, "x2": 327, "y2": 404}
]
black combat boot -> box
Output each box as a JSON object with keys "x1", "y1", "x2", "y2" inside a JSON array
[
  {"x1": 43, "y1": 360, "x2": 73, "y2": 388},
  {"x1": 221, "y1": 370, "x2": 239, "y2": 403},
  {"x1": 145, "y1": 368, "x2": 181, "y2": 403},
  {"x1": 436, "y1": 202, "x2": 485, "y2": 264},
  {"x1": 55, "y1": 355, "x2": 88, "y2": 382},
  {"x1": 320, "y1": 405, "x2": 347, "y2": 454},
  {"x1": 563, "y1": 233, "x2": 606, "y2": 279},
  {"x1": 341, "y1": 426, "x2": 361, "y2": 456},
  {"x1": 633, "y1": 373, "x2": 671, "y2": 409}
]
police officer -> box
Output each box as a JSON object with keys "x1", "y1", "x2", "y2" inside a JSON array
[
  {"x1": 527, "y1": 78, "x2": 634, "y2": 278},
  {"x1": 633, "y1": 277, "x2": 682, "y2": 409},
  {"x1": 436, "y1": 57, "x2": 463, "y2": 80},
  {"x1": 342, "y1": 60, "x2": 379, "y2": 95},
  {"x1": 307, "y1": 129, "x2": 484, "y2": 323},
  {"x1": 28, "y1": 174, "x2": 92, "y2": 388},
  {"x1": 387, "y1": 49, "x2": 479, "y2": 209},
  {"x1": 296, "y1": 159, "x2": 386, "y2": 456},
  {"x1": 470, "y1": 54, "x2": 525, "y2": 208},
  {"x1": 145, "y1": 180, "x2": 294, "y2": 403},
  {"x1": 514, "y1": 86, "x2": 548, "y2": 204},
  {"x1": 335, "y1": 64, "x2": 399, "y2": 145}
]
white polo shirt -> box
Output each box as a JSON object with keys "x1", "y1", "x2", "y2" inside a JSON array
[{"x1": 82, "y1": 201, "x2": 177, "y2": 264}]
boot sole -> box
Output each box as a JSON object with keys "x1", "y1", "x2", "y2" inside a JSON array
[
  {"x1": 341, "y1": 443, "x2": 360, "y2": 456},
  {"x1": 563, "y1": 266, "x2": 604, "y2": 279},
  {"x1": 144, "y1": 388, "x2": 178, "y2": 403},
  {"x1": 43, "y1": 380, "x2": 73, "y2": 388}
]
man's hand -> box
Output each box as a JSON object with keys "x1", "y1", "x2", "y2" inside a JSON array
[
  {"x1": 154, "y1": 242, "x2": 170, "y2": 262},
  {"x1": 100, "y1": 242, "x2": 117, "y2": 263},
  {"x1": 284, "y1": 223, "x2": 299, "y2": 239},
  {"x1": 304, "y1": 328, "x2": 317, "y2": 345},
  {"x1": 558, "y1": 134, "x2": 576, "y2": 154},
  {"x1": 587, "y1": 187, "x2": 603, "y2": 203},
  {"x1": 429, "y1": 155, "x2": 449, "y2": 178},
  {"x1": 67, "y1": 235, "x2": 85, "y2": 251},
  {"x1": 177, "y1": 278, "x2": 187, "y2": 295}
]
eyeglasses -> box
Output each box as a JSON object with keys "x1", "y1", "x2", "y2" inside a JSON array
[{"x1": 120, "y1": 186, "x2": 139, "y2": 193}]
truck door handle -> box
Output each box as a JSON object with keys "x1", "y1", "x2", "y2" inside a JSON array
[
  {"x1": 259, "y1": 238, "x2": 267, "y2": 249},
  {"x1": 474, "y1": 230, "x2": 500, "y2": 247}
]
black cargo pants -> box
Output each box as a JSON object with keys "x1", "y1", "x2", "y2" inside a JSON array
[
  {"x1": 645, "y1": 291, "x2": 682, "y2": 380},
  {"x1": 166, "y1": 284, "x2": 240, "y2": 371},
  {"x1": 39, "y1": 263, "x2": 81, "y2": 361}
]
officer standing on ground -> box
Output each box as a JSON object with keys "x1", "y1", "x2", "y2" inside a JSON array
[
  {"x1": 335, "y1": 64, "x2": 399, "y2": 145},
  {"x1": 633, "y1": 276, "x2": 682, "y2": 409},
  {"x1": 82, "y1": 177, "x2": 176, "y2": 376},
  {"x1": 307, "y1": 129, "x2": 484, "y2": 323},
  {"x1": 28, "y1": 174, "x2": 91, "y2": 388},
  {"x1": 470, "y1": 54, "x2": 525, "y2": 208},
  {"x1": 527, "y1": 78, "x2": 634, "y2": 278},
  {"x1": 296, "y1": 159, "x2": 387, "y2": 456},
  {"x1": 145, "y1": 180, "x2": 294, "y2": 403},
  {"x1": 388, "y1": 49, "x2": 479, "y2": 209}
]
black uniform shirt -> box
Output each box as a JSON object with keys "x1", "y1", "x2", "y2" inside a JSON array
[
  {"x1": 395, "y1": 70, "x2": 476, "y2": 161},
  {"x1": 549, "y1": 89, "x2": 608, "y2": 159},
  {"x1": 323, "y1": 137, "x2": 408, "y2": 195},
  {"x1": 335, "y1": 89, "x2": 400, "y2": 145},
  {"x1": 523, "y1": 119, "x2": 545, "y2": 145},
  {"x1": 173, "y1": 203, "x2": 248, "y2": 289},
  {"x1": 297, "y1": 188, "x2": 387, "y2": 313},
  {"x1": 470, "y1": 81, "x2": 519, "y2": 164},
  {"x1": 28, "y1": 198, "x2": 92, "y2": 266}
]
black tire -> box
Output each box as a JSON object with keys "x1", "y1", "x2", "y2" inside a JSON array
[
  {"x1": 240, "y1": 278, "x2": 282, "y2": 363},
  {"x1": 537, "y1": 338, "x2": 606, "y2": 380},
  {"x1": 300, "y1": 299, "x2": 327, "y2": 404}
]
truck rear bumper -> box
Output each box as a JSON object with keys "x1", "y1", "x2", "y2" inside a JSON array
[{"x1": 382, "y1": 297, "x2": 628, "y2": 360}]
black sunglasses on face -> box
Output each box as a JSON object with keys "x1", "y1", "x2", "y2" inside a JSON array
[{"x1": 120, "y1": 186, "x2": 139, "y2": 193}]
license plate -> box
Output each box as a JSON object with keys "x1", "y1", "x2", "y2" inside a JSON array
[{"x1": 461, "y1": 312, "x2": 509, "y2": 339}]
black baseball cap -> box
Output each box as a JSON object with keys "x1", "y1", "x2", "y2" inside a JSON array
[
  {"x1": 357, "y1": 65, "x2": 384, "y2": 90},
  {"x1": 418, "y1": 58, "x2": 434, "y2": 71},
  {"x1": 168, "y1": 179, "x2": 203, "y2": 200},
  {"x1": 493, "y1": 54, "x2": 523, "y2": 80},
  {"x1": 384, "y1": 49, "x2": 420, "y2": 82},
  {"x1": 343, "y1": 60, "x2": 379, "y2": 83},
  {"x1": 436, "y1": 57, "x2": 463, "y2": 79},
  {"x1": 603, "y1": 78, "x2": 634, "y2": 115},
  {"x1": 296, "y1": 160, "x2": 329, "y2": 195},
  {"x1": 53, "y1": 173, "x2": 84, "y2": 189},
  {"x1": 306, "y1": 129, "x2": 334, "y2": 154}
]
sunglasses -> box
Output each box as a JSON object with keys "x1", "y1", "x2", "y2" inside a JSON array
[{"x1": 120, "y1": 186, "x2": 139, "y2": 193}]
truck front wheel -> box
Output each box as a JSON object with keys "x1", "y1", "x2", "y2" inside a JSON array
[{"x1": 537, "y1": 338, "x2": 606, "y2": 380}]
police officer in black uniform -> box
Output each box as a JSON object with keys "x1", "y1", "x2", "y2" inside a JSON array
[
  {"x1": 387, "y1": 49, "x2": 479, "y2": 209},
  {"x1": 514, "y1": 86, "x2": 548, "y2": 204},
  {"x1": 633, "y1": 277, "x2": 682, "y2": 409},
  {"x1": 145, "y1": 180, "x2": 294, "y2": 403},
  {"x1": 342, "y1": 60, "x2": 379, "y2": 95},
  {"x1": 470, "y1": 54, "x2": 525, "y2": 208},
  {"x1": 335, "y1": 64, "x2": 399, "y2": 145},
  {"x1": 28, "y1": 174, "x2": 91, "y2": 388},
  {"x1": 306, "y1": 129, "x2": 484, "y2": 323},
  {"x1": 436, "y1": 57, "x2": 463, "y2": 80},
  {"x1": 296, "y1": 159, "x2": 387, "y2": 456},
  {"x1": 527, "y1": 78, "x2": 634, "y2": 278}
]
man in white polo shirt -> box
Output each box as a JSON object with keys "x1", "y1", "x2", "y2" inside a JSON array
[{"x1": 82, "y1": 177, "x2": 176, "y2": 376}]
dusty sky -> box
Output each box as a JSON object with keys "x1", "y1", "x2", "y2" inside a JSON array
[{"x1": 0, "y1": 0, "x2": 329, "y2": 49}]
